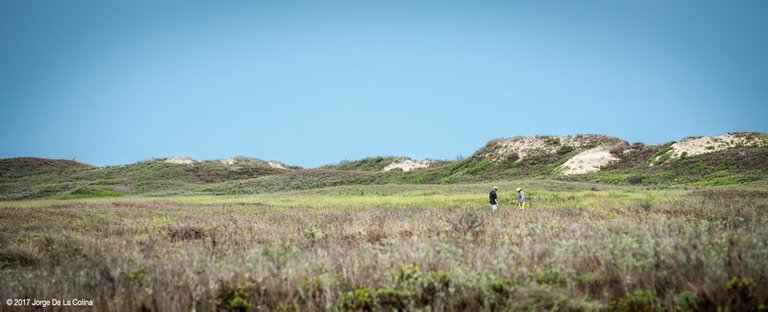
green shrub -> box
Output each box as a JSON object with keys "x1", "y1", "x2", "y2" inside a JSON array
[
  {"x1": 303, "y1": 226, "x2": 328, "y2": 242},
  {"x1": 725, "y1": 276, "x2": 756, "y2": 308},
  {"x1": 577, "y1": 272, "x2": 604, "y2": 285},
  {"x1": 557, "y1": 145, "x2": 575, "y2": 155},
  {"x1": 726, "y1": 277, "x2": 755, "y2": 297},
  {"x1": 276, "y1": 303, "x2": 299, "y2": 312},
  {"x1": 639, "y1": 200, "x2": 652, "y2": 212},
  {"x1": 486, "y1": 278, "x2": 511, "y2": 296},
  {"x1": 482, "y1": 278, "x2": 513, "y2": 308},
  {"x1": 376, "y1": 287, "x2": 411, "y2": 310},
  {"x1": 653, "y1": 152, "x2": 671, "y2": 166},
  {"x1": 536, "y1": 268, "x2": 567, "y2": 285},
  {"x1": 428, "y1": 271, "x2": 451, "y2": 287},
  {"x1": 609, "y1": 289, "x2": 662, "y2": 311},
  {"x1": 627, "y1": 176, "x2": 644, "y2": 185},
  {"x1": 218, "y1": 282, "x2": 256, "y2": 311},
  {"x1": 545, "y1": 137, "x2": 561, "y2": 146},
  {"x1": 123, "y1": 267, "x2": 148, "y2": 285},
  {"x1": 299, "y1": 272, "x2": 334, "y2": 300},
  {"x1": 393, "y1": 264, "x2": 422, "y2": 284},
  {"x1": 229, "y1": 296, "x2": 250, "y2": 311},
  {"x1": 341, "y1": 286, "x2": 376, "y2": 311},
  {"x1": 62, "y1": 185, "x2": 123, "y2": 199},
  {"x1": 678, "y1": 291, "x2": 696, "y2": 310}
]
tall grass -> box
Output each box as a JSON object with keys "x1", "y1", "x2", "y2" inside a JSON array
[{"x1": 1, "y1": 183, "x2": 766, "y2": 311}]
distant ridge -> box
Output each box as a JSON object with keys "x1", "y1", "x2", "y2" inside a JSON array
[{"x1": 1, "y1": 132, "x2": 766, "y2": 199}]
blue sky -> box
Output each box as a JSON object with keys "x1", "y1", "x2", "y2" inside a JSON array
[{"x1": 1, "y1": 1, "x2": 766, "y2": 167}]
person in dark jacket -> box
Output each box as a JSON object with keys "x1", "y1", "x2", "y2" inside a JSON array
[{"x1": 490, "y1": 186, "x2": 499, "y2": 212}]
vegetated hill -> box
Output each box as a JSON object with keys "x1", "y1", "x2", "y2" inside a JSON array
[
  {"x1": 0, "y1": 156, "x2": 297, "y2": 200},
  {"x1": 1, "y1": 132, "x2": 766, "y2": 200},
  {"x1": 427, "y1": 132, "x2": 768, "y2": 186},
  {"x1": 0, "y1": 157, "x2": 92, "y2": 179},
  {"x1": 583, "y1": 132, "x2": 768, "y2": 186},
  {"x1": 430, "y1": 135, "x2": 628, "y2": 183},
  {"x1": 321, "y1": 156, "x2": 451, "y2": 172},
  {"x1": 0, "y1": 158, "x2": 96, "y2": 199}
]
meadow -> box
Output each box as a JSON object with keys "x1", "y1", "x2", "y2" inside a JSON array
[{"x1": 1, "y1": 180, "x2": 767, "y2": 311}]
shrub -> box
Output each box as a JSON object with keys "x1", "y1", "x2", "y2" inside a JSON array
[
  {"x1": 726, "y1": 277, "x2": 755, "y2": 297},
  {"x1": 229, "y1": 296, "x2": 250, "y2": 311},
  {"x1": 484, "y1": 278, "x2": 513, "y2": 308},
  {"x1": 393, "y1": 264, "x2": 422, "y2": 284},
  {"x1": 610, "y1": 145, "x2": 627, "y2": 156},
  {"x1": 299, "y1": 272, "x2": 334, "y2": 301},
  {"x1": 505, "y1": 153, "x2": 520, "y2": 163},
  {"x1": 536, "y1": 268, "x2": 567, "y2": 285},
  {"x1": 639, "y1": 200, "x2": 652, "y2": 212},
  {"x1": 0, "y1": 246, "x2": 39, "y2": 268},
  {"x1": 725, "y1": 276, "x2": 757, "y2": 309},
  {"x1": 627, "y1": 176, "x2": 644, "y2": 185},
  {"x1": 578, "y1": 272, "x2": 604, "y2": 284},
  {"x1": 428, "y1": 271, "x2": 451, "y2": 287},
  {"x1": 420, "y1": 271, "x2": 452, "y2": 304},
  {"x1": 608, "y1": 289, "x2": 663, "y2": 311},
  {"x1": 486, "y1": 278, "x2": 511, "y2": 296},
  {"x1": 341, "y1": 286, "x2": 376, "y2": 311},
  {"x1": 276, "y1": 303, "x2": 299, "y2": 312},
  {"x1": 62, "y1": 185, "x2": 123, "y2": 199},
  {"x1": 545, "y1": 137, "x2": 561, "y2": 146},
  {"x1": 376, "y1": 287, "x2": 411, "y2": 310},
  {"x1": 678, "y1": 291, "x2": 696, "y2": 310},
  {"x1": 303, "y1": 226, "x2": 328, "y2": 242},
  {"x1": 653, "y1": 152, "x2": 671, "y2": 166},
  {"x1": 448, "y1": 210, "x2": 485, "y2": 238},
  {"x1": 557, "y1": 145, "x2": 575, "y2": 155},
  {"x1": 123, "y1": 267, "x2": 148, "y2": 286},
  {"x1": 164, "y1": 225, "x2": 205, "y2": 241},
  {"x1": 218, "y1": 282, "x2": 256, "y2": 312}
]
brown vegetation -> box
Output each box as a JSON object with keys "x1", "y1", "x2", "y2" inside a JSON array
[{"x1": 1, "y1": 186, "x2": 767, "y2": 311}]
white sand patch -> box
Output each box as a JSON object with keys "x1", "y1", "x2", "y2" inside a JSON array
[
  {"x1": 560, "y1": 146, "x2": 619, "y2": 175},
  {"x1": 219, "y1": 157, "x2": 265, "y2": 165},
  {"x1": 668, "y1": 134, "x2": 764, "y2": 159},
  {"x1": 219, "y1": 158, "x2": 238, "y2": 165},
  {"x1": 268, "y1": 161, "x2": 288, "y2": 169},
  {"x1": 164, "y1": 156, "x2": 198, "y2": 165},
  {"x1": 381, "y1": 159, "x2": 433, "y2": 172},
  {"x1": 219, "y1": 157, "x2": 289, "y2": 169},
  {"x1": 486, "y1": 135, "x2": 624, "y2": 162},
  {"x1": 492, "y1": 137, "x2": 552, "y2": 162}
]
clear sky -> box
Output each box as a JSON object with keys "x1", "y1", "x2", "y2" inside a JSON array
[{"x1": 1, "y1": 1, "x2": 766, "y2": 167}]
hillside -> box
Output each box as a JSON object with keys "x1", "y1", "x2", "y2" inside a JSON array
[
  {"x1": 0, "y1": 157, "x2": 92, "y2": 179},
  {"x1": 587, "y1": 132, "x2": 768, "y2": 186},
  {"x1": 0, "y1": 156, "x2": 296, "y2": 200},
  {"x1": 1, "y1": 132, "x2": 766, "y2": 199},
  {"x1": 432, "y1": 135, "x2": 627, "y2": 183},
  {"x1": 321, "y1": 156, "x2": 450, "y2": 172}
]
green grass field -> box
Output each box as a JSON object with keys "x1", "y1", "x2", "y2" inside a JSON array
[{"x1": 1, "y1": 181, "x2": 767, "y2": 311}]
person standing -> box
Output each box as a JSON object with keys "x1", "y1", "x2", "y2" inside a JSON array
[
  {"x1": 490, "y1": 186, "x2": 499, "y2": 212},
  {"x1": 517, "y1": 187, "x2": 526, "y2": 210}
]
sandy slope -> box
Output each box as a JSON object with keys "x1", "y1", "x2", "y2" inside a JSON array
[
  {"x1": 164, "y1": 156, "x2": 198, "y2": 164},
  {"x1": 668, "y1": 134, "x2": 764, "y2": 159},
  {"x1": 487, "y1": 135, "x2": 624, "y2": 162},
  {"x1": 560, "y1": 146, "x2": 619, "y2": 175},
  {"x1": 381, "y1": 159, "x2": 433, "y2": 172}
]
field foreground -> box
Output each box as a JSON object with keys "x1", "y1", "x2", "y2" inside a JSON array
[{"x1": 1, "y1": 181, "x2": 767, "y2": 311}]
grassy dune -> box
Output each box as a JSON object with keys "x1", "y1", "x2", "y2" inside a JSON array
[{"x1": 1, "y1": 181, "x2": 767, "y2": 311}]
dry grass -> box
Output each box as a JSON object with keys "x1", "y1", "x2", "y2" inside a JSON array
[{"x1": 1, "y1": 184, "x2": 767, "y2": 311}]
